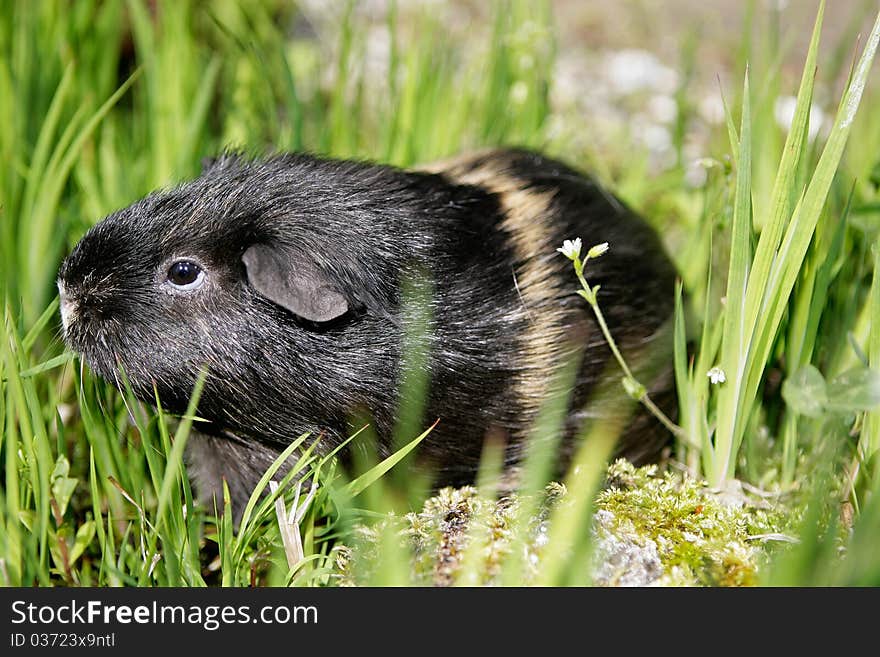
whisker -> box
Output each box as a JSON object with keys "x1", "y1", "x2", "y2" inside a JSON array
[{"x1": 512, "y1": 269, "x2": 534, "y2": 324}]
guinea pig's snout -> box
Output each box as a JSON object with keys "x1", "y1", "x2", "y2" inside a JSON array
[{"x1": 57, "y1": 280, "x2": 78, "y2": 334}]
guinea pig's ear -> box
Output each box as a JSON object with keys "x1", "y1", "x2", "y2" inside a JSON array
[{"x1": 242, "y1": 244, "x2": 349, "y2": 323}]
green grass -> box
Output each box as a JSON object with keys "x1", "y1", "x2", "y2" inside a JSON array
[{"x1": 2, "y1": 0, "x2": 880, "y2": 586}]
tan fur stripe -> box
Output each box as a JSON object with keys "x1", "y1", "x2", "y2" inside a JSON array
[{"x1": 416, "y1": 150, "x2": 576, "y2": 423}]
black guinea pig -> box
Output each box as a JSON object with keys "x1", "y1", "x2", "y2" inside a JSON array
[{"x1": 58, "y1": 147, "x2": 677, "y2": 510}]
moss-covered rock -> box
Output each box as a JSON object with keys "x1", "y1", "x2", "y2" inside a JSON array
[
  {"x1": 592, "y1": 460, "x2": 784, "y2": 585},
  {"x1": 337, "y1": 460, "x2": 787, "y2": 586}
]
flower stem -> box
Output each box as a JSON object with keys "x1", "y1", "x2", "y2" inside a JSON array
[{"x1": 572, "y1": 252, "x2": 684, "y2": 439}]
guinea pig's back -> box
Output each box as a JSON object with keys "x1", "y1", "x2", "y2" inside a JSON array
[{"x1": 419, "y1": 148, "x2": 677, "y2": 471}]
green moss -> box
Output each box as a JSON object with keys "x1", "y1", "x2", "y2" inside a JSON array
[
  {"x1": 337, "y1": 461, "x2": 789, "y2": 586},
  {"x1": 594, "y1": 459, "x2": 786, "y2": 586}
]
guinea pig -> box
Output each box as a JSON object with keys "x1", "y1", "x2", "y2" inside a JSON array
[{"x1": 57, "y1": 147, "x2": 677, "y2": 511}]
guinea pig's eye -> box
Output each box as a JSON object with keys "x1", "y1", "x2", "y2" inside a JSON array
[{"x1": 167, "y1": 260, "x2": 205, "y2": 290}]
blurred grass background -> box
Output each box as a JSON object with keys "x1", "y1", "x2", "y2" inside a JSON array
[{"x1": 2, "y1": 0, "x2": 880, "y2": 586}]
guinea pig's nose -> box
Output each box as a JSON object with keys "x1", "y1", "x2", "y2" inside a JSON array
[{"x1": 57, "y1": 281, "x2": 78, "y2": 333}]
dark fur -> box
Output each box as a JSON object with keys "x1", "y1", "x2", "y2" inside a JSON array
[{"x1": 58, "y1": 148, "x2": 677, "y2": 511}]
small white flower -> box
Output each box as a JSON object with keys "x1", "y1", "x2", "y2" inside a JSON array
[
  {"x1": 707, "y1": 366, "x2": 726, "y2": 385},
  {"x1": 557, "y1": 237, "x2": 582, "y2": 260},
  {"x1": 587, "y1": 242, "x2": 610, "y2": 259}
]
